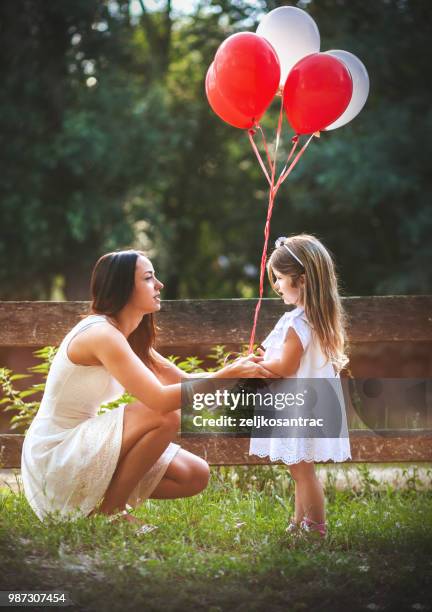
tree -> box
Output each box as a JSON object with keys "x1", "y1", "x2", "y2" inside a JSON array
[{"x1": 0, "y1": 0, "x2": 430, "y2": 300}]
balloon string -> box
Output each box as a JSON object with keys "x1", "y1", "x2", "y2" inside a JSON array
[
  {"x1": 247, "y1": 185, "x2": 277, "y2": 354},
  {"x1": 248, "y1": 132, "x2": 316, "y2": 354},
  {"x1": 257, "y1": 125, "x2": 274, "y2": 175},
  {"x1": 274, "y1": 93, "x2": 284, "y2": 155},
  {"x1": 273, "y1": 133, "x2": 315, "y2": 192},
  {"x1": 248, "y1": 129, "x2": 272, "y2": 187},
  {"x1": 247, "y1": 98, "x2": 285, "y2": 354},
  {"x1": 274, "y1": 136, "x2": 299, "y2": 190}
]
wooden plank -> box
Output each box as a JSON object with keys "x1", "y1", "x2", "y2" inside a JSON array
[
  {"x1": 2, "y1": 431, "x2": 432, "y2": 468},
  {"x1": 0, "y1": 434, "x2": 24, "y2": 469},
  {"x1": 0, "y1": 296, "x2": 431, "y2": 347}
]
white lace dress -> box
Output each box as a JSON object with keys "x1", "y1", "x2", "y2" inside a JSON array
[
  {"x1": 249, "y1": 307, "x2": 351, "y2": 465},
  {"x1": 21, "y1": 315, "x2": 180, "y2": 521}
]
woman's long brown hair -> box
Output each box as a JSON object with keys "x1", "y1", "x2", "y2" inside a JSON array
[
  {"x1": 267, "y1": 234, "x2": 349, "y2": 374},
  {"x1": 88, "y1": 249, "x2": 157, "y2": 371}
]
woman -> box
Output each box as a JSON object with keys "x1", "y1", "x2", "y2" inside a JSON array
[{"x1": 21, "y1": 249, "x2": 275, "y2": 525}]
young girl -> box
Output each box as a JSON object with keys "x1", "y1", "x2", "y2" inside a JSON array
[{"x1": 249, "y1": 234, "x2": 351, "y2": 538}]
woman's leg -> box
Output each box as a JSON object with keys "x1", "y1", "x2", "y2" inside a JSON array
[
  {"x1": 97, "y1": 402, "x2": 181, "y2": 515},
  {"x1": 149, "y1": 448, "x2": 210, "y2": 499},
  {"x1": 289, "y1": 461, "x2": 325, "y2": 524}
]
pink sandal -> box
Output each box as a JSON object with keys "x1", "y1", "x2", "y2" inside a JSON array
[
  {"x1": 300, "y1": 516, "x2": 327, "y2": 538},
  {"x1": 285, "y1": 518, "x2": 301, "y2": 534}
]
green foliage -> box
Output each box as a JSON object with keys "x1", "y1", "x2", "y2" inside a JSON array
[
  {"x1": 0, "y1": 346, "x2": 58, "y2": 432},
  {"x1": 166, "y1": 354, "x2": 205, "y2": 373},
  {"x1": 0, "y1": 1, "x2": 430, "y2": 300}
]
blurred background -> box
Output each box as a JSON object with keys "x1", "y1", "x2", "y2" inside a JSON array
[
  {"x1": 1, "y1": 0, "x2": 431, "y2": 300},
  {"x1": 0, "y1": 0, "x2": 431, "y2": 431}
]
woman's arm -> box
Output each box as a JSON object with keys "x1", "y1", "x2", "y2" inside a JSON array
[
  {"x1": 151, "y1": 349, "x2": 280, "y2": 382},
  {"x1": 150, "y1": 350, "x2": 189, "y2": 384},
  {"x1": 260, "y1": 328, "x2": 304, "y2": 377},
  {"x1": 150, "y1": 350, "x2": 218, "y2": 383},
  {"x1": 90, "y1": 328, "x2": 278, "y2": 414},
  {"x1": 91, "y1": 326, "x2": 181, "y2": 414}
]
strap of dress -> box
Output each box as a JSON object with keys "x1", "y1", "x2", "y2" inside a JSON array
[{"x1": 63, "y1": 315, "x2": 111, "y2": 354}]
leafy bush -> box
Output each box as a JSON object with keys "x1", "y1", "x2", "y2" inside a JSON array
[{"x1": 0, "y1": 347, "x2": 57, "y2": 433}]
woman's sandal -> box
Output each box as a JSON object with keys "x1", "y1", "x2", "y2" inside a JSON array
[
  {"x1": 108, "y1": 508, "x2": 158, "y2": 536},
  {"x1": 135, "y1": 523, "x2": 159, "y2": 536},
  {"x1": 107, "y1": 509, "x2": 131, "y2": 524}
]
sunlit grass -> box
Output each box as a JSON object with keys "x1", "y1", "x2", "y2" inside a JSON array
[{"x1": 1, "y1": 465, "x2": 431, "y2": 611}]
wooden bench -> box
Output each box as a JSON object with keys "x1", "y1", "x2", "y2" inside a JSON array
[{"x1": 1, "y1": 296, "x2": 431, "y2": 467}]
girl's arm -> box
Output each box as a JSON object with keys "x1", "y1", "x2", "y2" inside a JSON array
[{"x1": 260, "y1": 328, "x2": 304, "y2": 377}]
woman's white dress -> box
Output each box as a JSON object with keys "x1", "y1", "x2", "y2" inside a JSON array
[
  {"x1": 21, "y1": 315, "x2": 180, "y2": 521},
  {"x1": 249, "y1": 307, "x2": 351, "y2": 465}
]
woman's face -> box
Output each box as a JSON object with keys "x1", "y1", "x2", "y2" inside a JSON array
[
  {"x1": 273, "y1": 269, "x2": 304, "y2": 306},
  {"x1": 130, "y1": 255, "x2": 164, "y2": 313}
]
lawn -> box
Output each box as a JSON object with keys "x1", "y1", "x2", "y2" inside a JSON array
[{"x1": 1, "y1": 465, "x2": 431, "y2": 612}]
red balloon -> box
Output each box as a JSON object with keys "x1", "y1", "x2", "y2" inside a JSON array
[
  {"x1": 205, "y1": 63, "x2": 254, "y2": 129},
  {"x1": 283, "y1": 53, "x2": 353, "y2": 135},
  {"x1": 213, "y1": 32, "x2": 280, "y2": 122}
]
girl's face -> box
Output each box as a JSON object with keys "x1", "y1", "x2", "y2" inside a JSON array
[
  {"x1": 130, "y1": 255, "x2": 164, "y2": 313},
  {"x1": 273, "y1": 269, "x2": 304, "y2": 306}
]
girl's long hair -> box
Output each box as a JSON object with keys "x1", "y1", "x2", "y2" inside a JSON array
[
  {"x1": 89, "y1": 249, "x2": 157, "y2": 371},
  {"x1": 267, "y1": 234, "x2": 349, "y2": 373}
]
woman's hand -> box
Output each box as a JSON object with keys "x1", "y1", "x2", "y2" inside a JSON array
[{"x1": 220, "y1": 354, "x2": 280, "y2": 379}]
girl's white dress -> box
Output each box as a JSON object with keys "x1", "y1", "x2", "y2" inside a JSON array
[
  {"x1": 249, "y1": 306, "x2": 351, "y2": 465},
  {"x1": 21, "y1": 315, "x2": 180, "y2": 521}
]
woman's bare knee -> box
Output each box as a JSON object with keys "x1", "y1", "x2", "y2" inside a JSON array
[
  {"x1": 186, "y1": 456, "x2": 210, "y2": 494},
  {"x1": 164, "y1": 451, "x2": 210, "y2": 494},
  {"x1": 185, "y1": 456, "x2": 210, "y2": 493}
]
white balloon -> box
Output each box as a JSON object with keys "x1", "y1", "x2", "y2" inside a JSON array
[
  {"x1": 324, "y1": 50, "x2": 369, "y2": 130},
  {"x1": 256, "y1": 6, "x2": 320, "y2": 87}
]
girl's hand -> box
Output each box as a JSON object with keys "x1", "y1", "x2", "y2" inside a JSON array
[{"x1": 256, "y1": 347, "x2": 265, "y2": 357}]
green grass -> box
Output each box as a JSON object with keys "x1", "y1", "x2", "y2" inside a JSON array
[{"x1": 1, "y1": 466, "x2": 431, "y2": 612}]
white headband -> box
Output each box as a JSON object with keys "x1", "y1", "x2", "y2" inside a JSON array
[{"x1": 275, "y1": 237, "x2": 304, "y2": 267}]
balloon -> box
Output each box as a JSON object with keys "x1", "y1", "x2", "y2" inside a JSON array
[
  {"x1": 283, "y1": 53, "x2": 353, "y2": 135},
  {"x1": 205, "y1": 63, "x2": 254, "y2": 129},
  {"x1": 213, "y1": 32, "x2": 280, "y2": 122},
  {"x1": 257, "y1": 6, "x2": 320, "y2": 87},
  {"x1": 324, "y1": 50, "x2": 369, "y2": 130}
]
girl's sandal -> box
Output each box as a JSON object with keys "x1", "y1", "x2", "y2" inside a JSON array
[
  {"x1": 300, "y1": 517, "x2": 327, "y2": 540},
  {"x1": 285, "y1": 518, "x2": 301, "y2": 536}
]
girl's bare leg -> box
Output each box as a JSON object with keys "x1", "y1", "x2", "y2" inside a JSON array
[
  {"x1": 294, "y1": 481, "x2": 305, "y2": 524},
  {"x1": 289, "y1": 461, "x2": 325, "y2": 524}
]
